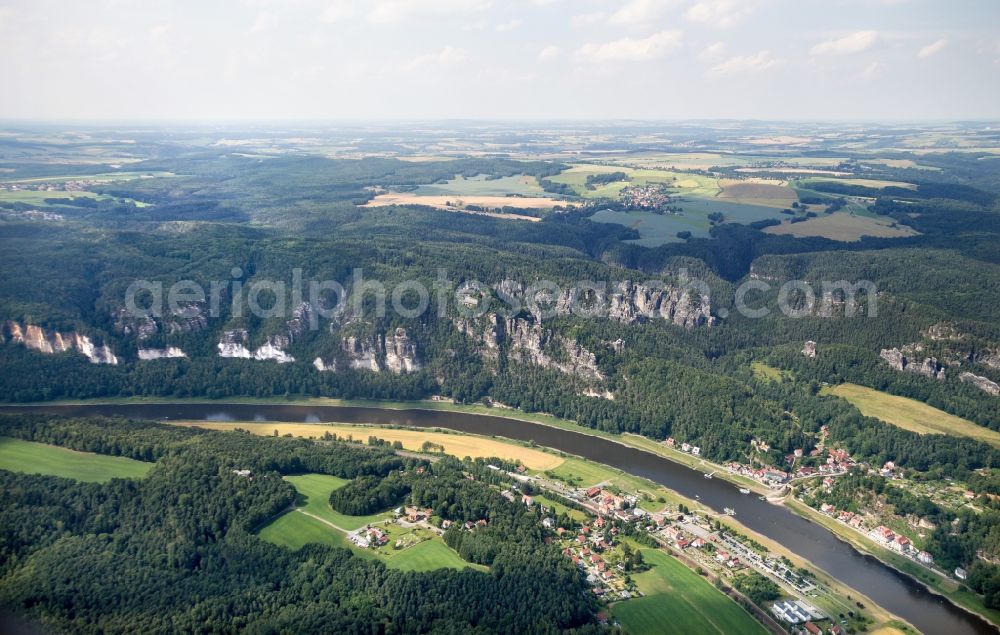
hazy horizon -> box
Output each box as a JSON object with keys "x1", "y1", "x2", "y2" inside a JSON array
[{"x1": 1, "y1": 0, "x2": 999, "y2": 121}]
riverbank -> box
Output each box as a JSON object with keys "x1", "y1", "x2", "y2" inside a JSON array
[
  {"x1": 785, "y1": 498, "x2": 1000, "y2": 629},
  {"x1": 175, "y1": 414, "x2": 906, "y2": 633},
  {"x1": 7, "y1": 396, "x2": 991, "y2": 632}
]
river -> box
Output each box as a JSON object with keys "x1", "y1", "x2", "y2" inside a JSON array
[{"x1": 2, "y1": 402, "x2": 995, "y2": 635}]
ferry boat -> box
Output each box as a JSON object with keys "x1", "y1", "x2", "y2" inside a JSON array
[
  {"x1": 738, "y1": 487, "x2": 751, "y2": 495},
  {"x1": 724, "y1": 507, "x2": 736, "y2": 516}
]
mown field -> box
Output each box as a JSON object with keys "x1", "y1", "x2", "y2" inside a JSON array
[
  {"x1": 822, "y1": 383, "x2": 1000, "y2": 448},
  {"x1": 0, "y1": 436, "x2": 153, "y2": 482},
  {"x1": 177, "y1": 421, "x2": 564, "y2": 470},
  {"x1": 763, "y1": 212, "x2": 917, "y2": 241},
  {"x1": 611, "y1": 549, "x2": 768, "y2": 635}
]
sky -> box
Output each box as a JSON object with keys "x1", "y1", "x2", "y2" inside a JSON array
[{"x1": 1, "y1": 0, "x2": 999, "y2": 121}]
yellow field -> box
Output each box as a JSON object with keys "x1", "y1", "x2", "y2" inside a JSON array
[
  {"x1": 822, "y1": 383, "x2": 1000, "y2": 448},
  {"x1": 363, "y1": 192, "x2": 567, "y2": 219},
  {"x1": 174, "y1": 421, "x2": 564, "y2": 470},
  {"x1": 763, "y1": 212, "x2": 917, "y2": 241}
]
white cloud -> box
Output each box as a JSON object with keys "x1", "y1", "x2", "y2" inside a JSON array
[
  {"x1": 538, "y1": 45, "x2": 561, "y2": 61},
  {"x1": 571, "y1": 12, "x2": 605, "y2": 28},
  {"x1": 148, "y1": 23, "x2": 172, "y2": 43},
  {"x1": 918, "y1": 38, "x2": 946, "y2": 58},
  {"x1": 700, "y1": 41, "x2": 727, "y2": 60},
  {"x1": 859, "y1": 61, "x2": 884, "y2": 79},
  {"x1": 810, "y1": 30, "x2": 879, "y2": 56},
  {"x1": 685, "y1": 0, "x2": 758, "y2": 29},
  {"x1": 368, "y1": 0, "x2": 491, "y2": 24},
  {"x1": 610, "y1": 0, "x2": 679, "y2": 26},
  {"x1": 248, "y1": 11, "x2": 276, "y2": 35},
  {"x1": 577, "y1": 30, "x2": 682, "y2": 62},
  {"x1": 404, "y1": 45, "x2": 467, "y2": 70},
  {"x1": 321, "y1": 1, "x2": 355, "y2": 23},
  {"x1": 710, "y1": 50, "x2": 781, "y2": 75},
  {"x1": 0, "y1": 7, "x2": 14, "y2": 30},
  {"x1": 495, "y1": 19, "x2": 522, "y2": 32}
]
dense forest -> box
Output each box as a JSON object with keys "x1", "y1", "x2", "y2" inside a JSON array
[{"x1": 0, "y1": 414, "x2": 599, "y2": 633}]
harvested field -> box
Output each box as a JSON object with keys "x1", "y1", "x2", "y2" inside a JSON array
[{"x1": 763, "y1": 212, "x2": 917, "y2": 241}]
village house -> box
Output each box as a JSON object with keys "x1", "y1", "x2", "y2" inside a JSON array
[
  {"x1": 820, "y1": 503, "x2": 836, "y2": 514},
  {"x1": 918, "y1": 551, "x2": 934, "y2": 565},
  {"x1": 691, "y1": 446, "x2": 701, "y2": 456},
  {"x1": 681, "y1": 442, "x2": 691, "y2": 453},
  {"x1": 892, "y1": 535, "x2": 912, "y2": 554}
]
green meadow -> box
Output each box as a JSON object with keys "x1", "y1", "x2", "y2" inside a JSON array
[
  {"x1": 612, "y1": 549, "x2": 768, "y2": 635},
  {"x1": 258, "y1": 473, "x2": 475, "y2": 572},
  {"x1": 0, "y1": 436, "x2": 153, "y2": 482}
]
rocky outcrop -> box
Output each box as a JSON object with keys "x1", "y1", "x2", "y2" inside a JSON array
[
  {"x1": 138, "y1": 347, "x2": 186, "y2": 360},
  {"x1": 960, "y1": 372, "x2": 1000, "y2": 396},
  {"x1": 4, "y1": 321, "x2": 118, "y2": 364},
  {"x1": 481, "y1": 279, "x2": 713, "y2": 328},
  {"x1": 384, "y1": 328, "x2": 421, "y2": 374},
  {"x1": 340, "y1": 328, "x2": 421, "y2": 374},
  {"x1": 802, "y1": 341, "x2": 817, "y2": 358},
  {"x1": 879, "y1": 347, "x2": 945, "y2": 380},
  {"x1": 914, "y1": 357, "x2": 946, "y2": 380},
  {"x1": 113, "y1": 303, "x2": 207, "y2": 340},
  {"x1": 880, "y1": 347, "x2": 907, "y2": 371},
  {"x1": 603, "y1": 282, "x2": 714, "y2": 328},
  {"x1": 976, "y1": 350, "x2": 1000, "y2": 371},
  {"x1": 923, "y1": 323, "x2": 962, "y2": 341},
  {"x1": 456, "y1": 313, "x2": 603, "y2": 381},
  {"x1": 312, "y1": 357, "x2": 336, "y2": 372},
  {"x1": 286, "y1": 302, "x2": 313, "y2": 340},
  {"x1": 217, "y1": 329, "x2": 294, "y2": 363},
  {"x1": 342, "y1": 335, "x2": 381, "y2": 372},
  {"x1": 218, "y1": 329, "x2": 253, "y2": 358}
]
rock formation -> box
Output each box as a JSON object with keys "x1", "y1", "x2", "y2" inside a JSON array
[
  {"x1": 4, "y1": 321, "x2": 118, "y2": 364},
  {"x1": 879, "y1": 347, "x2": 945, "y2": 380},
  {"x1": 217, "y1": 329, "x2": 294, "y2": 363},
  {"x1": 138, "y1": 347, "x2": 186, "y2": 360},
  {"x1": 959, "y1": 372, "x2": 1000, "y2": 396},
  {"x1": 802, "y1": 341, "x2": 817, "y2": 358},
  {"x1": 455, "y1": 313, "x2": 603, "y2": 382}
]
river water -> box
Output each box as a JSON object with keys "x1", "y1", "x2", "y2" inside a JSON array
[{"x1": 2, "y1": 402, "x2": 995, "y2": 635}]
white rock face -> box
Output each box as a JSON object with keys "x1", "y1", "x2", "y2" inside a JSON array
[
  {"x1": 4, "y1": 321, "x2": 118, "y2": 365},
  {"x1": 218, "y1": 329, "x2": 253, "y2": 358},
  {"x1": 253, "y1": 336, "x2": 295, "y2": 363},
  {"x1": 138, "y1": 347, "x2": 187, "y2": 360},
  {"x1": 802, "y1": 341, "x2": 817, "y2": 358},
  {"x1": 217, "y1": 330, "x2": 294, "y2": 363},
  {"x1": 313, "y1": 357, "x2": 336, "y2": 372},
  {"x1": 384, "y1": 328, "x2": 421, "y2": 374}
]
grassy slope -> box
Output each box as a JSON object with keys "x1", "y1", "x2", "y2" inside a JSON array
[
  {"x1": 822, "y1": 383, "x2": 1000, "y2": 448},
  {"x1": 612, "y1": 549, "x2": 768, "y2": 635},
  {"x1": 0, "y1": 436, "x2": 152, "y2": 482}
]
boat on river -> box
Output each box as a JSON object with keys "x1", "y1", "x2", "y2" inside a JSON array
[
  {"x1": 724, "y1": 507, "x2": 736, "y2": 516},
  {"x1": 739, "y1": 487, "x2": 751, "y2": 495}
]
